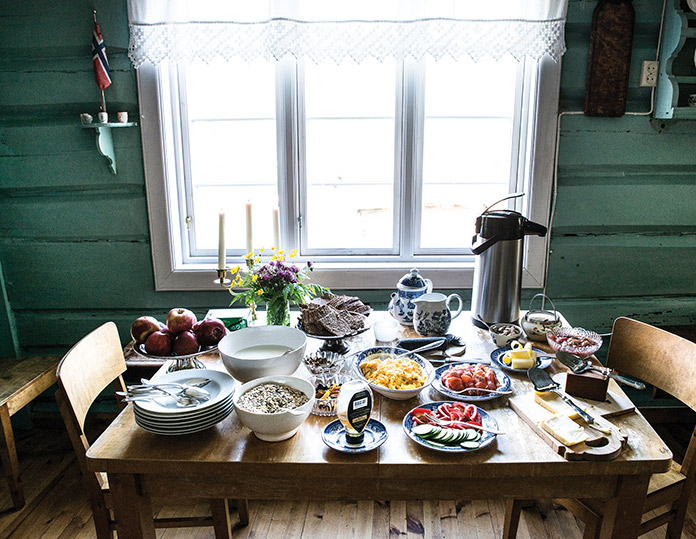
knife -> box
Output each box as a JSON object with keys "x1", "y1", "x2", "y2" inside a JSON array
[
  {"x1": 527, "y1": 366, "x2": 600, "y2": 427},
  {"x1": 555, "y1": 351, "x2": 646, "y2": 390}
]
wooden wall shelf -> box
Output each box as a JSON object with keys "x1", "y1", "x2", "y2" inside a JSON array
[{"x1": 81, "y1": 121, "x2": 138, "y2": 174}]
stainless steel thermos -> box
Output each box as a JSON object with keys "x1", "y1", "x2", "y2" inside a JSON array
[{"x1": 471, "y1": 209, "x2": 547, "y2": 328}]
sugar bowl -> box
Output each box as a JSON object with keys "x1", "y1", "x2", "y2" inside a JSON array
[{"x1": 521, "y1": 294, "x2": 562, "y2": 341}]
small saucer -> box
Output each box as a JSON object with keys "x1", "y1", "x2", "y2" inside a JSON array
[{"x1": 322, "y1": 419, "x2": 388, "y2": 453}]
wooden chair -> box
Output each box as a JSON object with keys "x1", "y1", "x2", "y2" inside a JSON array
[
  {"x1": 55, "y1": 322, "x2": 249, "y2": 538},
  {"x1": 504, "y1": 317, "x2": 696, "y2": 539}
]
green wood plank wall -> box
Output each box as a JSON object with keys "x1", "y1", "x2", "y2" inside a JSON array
[{"x1": 0, "y1": 0, "x2": 694, "y2": 357}]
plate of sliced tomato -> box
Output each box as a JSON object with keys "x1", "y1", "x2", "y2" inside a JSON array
[
  {"x1": 403, "y1": 401, "x2": 498, "y2": 453},
  {"x1": 432, "y1": 362, "x2": 511, "y2": 402}
]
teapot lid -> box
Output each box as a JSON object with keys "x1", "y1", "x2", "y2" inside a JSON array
[{"x1": 398, "y1": 268, "x2": 427, "y2": 289}]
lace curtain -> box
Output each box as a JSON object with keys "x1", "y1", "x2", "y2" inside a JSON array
[{"x1": 127, "y1": 0, "x2": 568, "y2": 67}]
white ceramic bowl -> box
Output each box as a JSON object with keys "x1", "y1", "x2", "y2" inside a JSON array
[
  {"x1": 352, "y1": 346, "x2": 435, "y2": 400},
  {"x1": 233, "y1": 375, "x2": 314, "y2": 441},
  {"x1": 489, "y1": 323, "x2": 523, "y2": 347},
  {"x1": 218, "y1": 326, "x2": 307, "y2": 383}
]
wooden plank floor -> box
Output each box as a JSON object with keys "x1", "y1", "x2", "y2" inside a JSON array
[{"x1": 1, "y1": 419, "x2": 695, "y2": 538}]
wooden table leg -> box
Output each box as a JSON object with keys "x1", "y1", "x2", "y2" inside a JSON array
[
  {"x1": 598, "y1": 474, "x2": 650, "y2": 539},
  {"x1": 109, "y1": 473, "x2": 156, "y2": 539},
  {"x1": 0, "y1": 404, "x2": 24, "y2": 509}
]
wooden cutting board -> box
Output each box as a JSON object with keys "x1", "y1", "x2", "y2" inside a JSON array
[
  {"x1": 551, "y1": 373, "x2": 635, "y2": 417},
  {"x1": 509, "y1": 393, "x2": 627, "y2": 460},
  {"x1": 509, "y1": 377, "x2": 632, "y2": 461}
]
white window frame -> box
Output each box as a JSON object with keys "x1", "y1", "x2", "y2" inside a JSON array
[{"x1": 137, "y1": 55, "x2": 560, "y2": 291}]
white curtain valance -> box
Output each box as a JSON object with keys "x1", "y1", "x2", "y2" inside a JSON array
[{"x1": 127, "y1": 0, "x2": 568, "y2": 67}]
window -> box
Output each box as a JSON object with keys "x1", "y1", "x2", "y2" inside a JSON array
[{"x1": 133, "y1": 2, "x2": 564, "y2": 290}]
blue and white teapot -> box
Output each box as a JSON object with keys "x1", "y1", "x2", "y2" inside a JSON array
[{"x1": 387, "y1": 268, "x2": 433, "y2": 325}]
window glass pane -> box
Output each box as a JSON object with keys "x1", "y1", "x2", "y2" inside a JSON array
[
  {"x1": 185, "y1": 58, "x2": 278, "y2": 253},
  {"x1": 303, "y1": 58, "x2": 396, "y2": 250},
  {"x1": 421, "y1": 56, "x2": 518, "y2": 249}
]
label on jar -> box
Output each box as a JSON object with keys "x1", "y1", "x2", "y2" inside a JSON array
[{"x1": 347, "y1": 390, "x2": 372, "y2": 434}]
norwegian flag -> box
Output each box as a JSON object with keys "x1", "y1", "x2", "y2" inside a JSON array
[{"x1": 92, "y1": 22, "x2": 111, "y2": 91}]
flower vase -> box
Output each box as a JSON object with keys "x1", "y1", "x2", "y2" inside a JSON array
[{"x1": 266, "y1": 299, "x2": 291, "y2": 326}]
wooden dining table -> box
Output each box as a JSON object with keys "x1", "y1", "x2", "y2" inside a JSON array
[{"x1": 86, "y1": 310, "x2": 672, "y2": 539}]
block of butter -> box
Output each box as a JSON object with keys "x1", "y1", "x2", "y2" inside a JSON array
[
  {"x1": 534, "y1": 391, "x2": 584, "y2": 419},
  {"x1": 539, "y1": 413, "x2": 589, "y2": 446},
  {"x1": 503, "y1": 342, "x2": 537, "y2": 369}
]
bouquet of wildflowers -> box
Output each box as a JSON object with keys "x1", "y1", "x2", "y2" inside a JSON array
[{"x1": 228, "y1": 248, "x2": 328, "y2": 325}]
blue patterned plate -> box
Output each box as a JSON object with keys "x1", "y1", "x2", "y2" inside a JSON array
[
  {"x1": 322, "y1": 419, "x2": 387, "y2": 453},
  {"x1": 402, "y1": 401, "x2": 498, "y2": 453},
  {"x1": 490, "y1": 346, "x2": 552, "y2": 373},
  {"x1": 432, "y1": 362, "x2": 511, "y2": 402}
]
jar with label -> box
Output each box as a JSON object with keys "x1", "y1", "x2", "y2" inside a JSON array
[{"x1": 336, "y1": 379, "x2": 373, "y2": 445}]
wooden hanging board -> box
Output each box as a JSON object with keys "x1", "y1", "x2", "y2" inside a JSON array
[{"x1": 584, "y1": 0, "x2": 635, "y2": 117}]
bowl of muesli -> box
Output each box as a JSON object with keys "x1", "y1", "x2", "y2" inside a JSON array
[{"x1": 233, "y1": 375, "x2": 314, "y2": 441}]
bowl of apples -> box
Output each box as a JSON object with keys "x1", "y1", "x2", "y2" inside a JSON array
[{"x1": 130, "y1": 308, "x2": 228, "y2": 371}]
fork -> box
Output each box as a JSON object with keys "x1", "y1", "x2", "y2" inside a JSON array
[
  {"x1": 423, "y1": 412, "x2": 505, "y2": 435},
  {"x1": 445, "y1": 386, "x2": 513, "y2": 396}
]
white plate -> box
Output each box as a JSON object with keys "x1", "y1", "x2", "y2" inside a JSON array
[
  {"x1": 133, "y1": 392, "x2": 234, "y2": 421},
  {"x1": 135, "y1": 406, "x2": 234, "y2": 432},
  {"x1": 131, "y1": 369, "x2": 236, "y2": 415},
  {"x1": 688, "y1": 0, "x2": 696, "y2": 12},
  {"x1": 134, "y1": 399, "x2": 235, "y2": 427},
  {"x1": 135, "y1": 406, "x2": 234, "y2": 435}
]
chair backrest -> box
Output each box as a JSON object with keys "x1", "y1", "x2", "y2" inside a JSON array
[
  {"x1": 607, "y1": 317, "x2": 696, "y2": 476},
  {"x1": 56, "y1": 321, "x2": 127, "y2": 432}
]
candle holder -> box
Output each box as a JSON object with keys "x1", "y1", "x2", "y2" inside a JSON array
[{"x1": 214, "y1": 261, "x2": 257, "y2": 321}]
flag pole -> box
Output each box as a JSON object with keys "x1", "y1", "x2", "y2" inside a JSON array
[{"x1": 94, "y1": 10, "x2": 106, "y2": 113}]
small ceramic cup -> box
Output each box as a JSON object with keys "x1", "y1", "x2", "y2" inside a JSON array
[
  {"x1": 80, "y1": 113, "x2": 93, "y2": 125},
  {"x1": 97, "y1": 111, "x2": 108, "y2": 123},
  {"x1": 689, "y1": 94, "x2": 696, "y2": 108},
  {"x1": 117, "y1": 111, "x2": 128, "y2": 123},
  {"x1": 373, "y1": 319, "x2": 399, "y2": 342}
]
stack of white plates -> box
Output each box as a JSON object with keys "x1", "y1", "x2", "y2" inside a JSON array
[{"x1": 133, "y1": 369, "x2": 237, "y2": 435}]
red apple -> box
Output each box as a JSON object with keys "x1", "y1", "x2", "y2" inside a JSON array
[
  {"x1": 195, "y1": 318, "x2": 227, "y2": 347},
  {"x1": 172, "y1": 330, "x2": 200, "y2": 356},
  {"x1": 145, "y1": 330, "x2": 174, "y2": 356},
  {"x1": 166, "y1": 308, "x2": 197, "y2": 334},
  {"x1": 131, "y1": 316, "x2": 162, "y2": 344}
]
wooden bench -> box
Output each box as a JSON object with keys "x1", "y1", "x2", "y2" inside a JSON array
[{"x1": 0, "y1": 356, "x2": 60, "y2": 509}]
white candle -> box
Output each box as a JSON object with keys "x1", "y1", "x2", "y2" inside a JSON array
[
  {"x1": 218, "y1": 211, "x2": 225, "y2": 269},
  {"x1": 272, "y1": 207, "x2": 280, "y2": 248},
  {"x1": 245, "y1": 202, "x2": 253, "y2": 254}
]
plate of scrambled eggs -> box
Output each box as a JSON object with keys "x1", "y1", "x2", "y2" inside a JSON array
[{"x1": 353, "y1": 346, "x2": 435, "y2": 400}]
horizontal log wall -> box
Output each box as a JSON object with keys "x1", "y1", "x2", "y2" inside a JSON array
[{"x1": 0, "y1": 0, "x2": 694, "y2": 358}]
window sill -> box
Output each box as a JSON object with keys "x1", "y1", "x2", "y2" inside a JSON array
[{"x1": 153, "y1": 260, "x2": 544, "y2": 291}]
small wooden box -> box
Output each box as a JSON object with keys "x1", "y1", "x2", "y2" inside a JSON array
[{"x1": 565, "y1": 370, "x2": 609, "y2": 402}]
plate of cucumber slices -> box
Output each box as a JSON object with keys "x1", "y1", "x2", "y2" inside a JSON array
[{"x1": 402, "y1": 401, "x2": 499, "y2": 453}]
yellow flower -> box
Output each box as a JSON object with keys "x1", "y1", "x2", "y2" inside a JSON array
[
  {"x1": 278, "y1": 249, "x2": 285, "y2": 255},
  {"x1": 245, "y1": 252, "x2": 254, "y2": 259},
  {"x1": 256, "y1": 290, "x2": 263, "y2": 296},
  {"x1": 259, "y1": 246, "x2": 265, "y2": 253},
  {"x1": 290, "y1": 249, "x2": 298, "y2": 257},
  {"x1": 255, "y1": 256, "x2": 261, "y2": 264},
  {"x1": 251, "y1": 275, "x2": 258, "y2": 282},
  {"x1": 231, "y1": 266, "x2": 240, "y2": 274},
  {"x1": 271, "y1": 254, "x2": 278, "y2": 261}
]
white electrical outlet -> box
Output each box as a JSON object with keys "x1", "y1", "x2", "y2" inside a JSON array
[{"x1": 640, "y1": 60, "x2": 658, "y2": 87}]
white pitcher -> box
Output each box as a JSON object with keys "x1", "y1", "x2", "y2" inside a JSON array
[{"x1": 413, "y1": 293, "x2": 463, "y2": 336}]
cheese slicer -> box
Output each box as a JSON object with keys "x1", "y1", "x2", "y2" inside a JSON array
[{"x1": 527, "y1": 367, "x2": 600, "y2": 428}]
